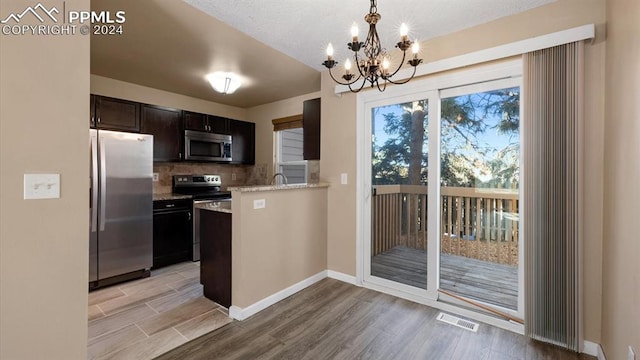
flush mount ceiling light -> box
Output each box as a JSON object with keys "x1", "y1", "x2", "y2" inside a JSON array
[
  {"x1": 206, "y1": 72, "x2": 242, "y2": 95},
  {"x1": 322, "y1": 0, "x2": 423, "y2": 93}
]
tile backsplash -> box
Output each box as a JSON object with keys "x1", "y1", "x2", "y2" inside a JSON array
[
  {"x1": 153, "y1": 162, "x2": 269, "y2": 194},
  {"x1": 154, "y1": 160, "x2": 320, "y2": 194}
]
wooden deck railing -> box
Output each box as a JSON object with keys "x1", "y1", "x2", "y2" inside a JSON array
[{"x1": 372, "y1": 185, "x2": 519, "y2": 265}]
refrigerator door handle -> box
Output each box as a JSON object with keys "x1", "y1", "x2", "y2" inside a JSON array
[
  {"x1": 91, "y1": 133, "x2": 98, "y2": 232},
  {"x1": 99, "y1": 136, "x2": 107, "y2": 232}
]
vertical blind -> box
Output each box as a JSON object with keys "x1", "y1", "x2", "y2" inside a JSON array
[{"x1": 523, "y1": 41, "x2": 583, "y2": 351}]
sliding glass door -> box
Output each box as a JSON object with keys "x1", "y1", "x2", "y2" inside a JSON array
[
  {"x1": 362, "y1": 70, "x2": 523, "y2": 321},
  {"x1": 438, "y1": 79, "x2": 522, "y2": 316},
  {"x1": 369, "y1": 99, "x2": 430, "y2": 290}
]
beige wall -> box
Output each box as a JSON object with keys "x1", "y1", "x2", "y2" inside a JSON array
[
  {"x1": 91, "y1": 74, "x2": 248, "y2": 121},
  {"x1": 320, "y1": 76, "x2": 358, "y2": 276},
  {"x1": 246, "y1": 91, "x2": 321, "y2": 180},
  {"x1": 319, "y1": 0, "x2": 606, "y2": 345},
  {"x1": 231, "y1": 188, "x2": 328, "y2": 307},
  {"x1": 0, "y1": 0, "x2": 90, "y2": 358},
  {"x1": 601, "y1": 0, "x2": 640, "y2": 358}
]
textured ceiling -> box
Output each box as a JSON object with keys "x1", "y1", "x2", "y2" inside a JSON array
[
  {"x1": 91, "y1": 0, "x2": 556, "y2": 108},
  {"x1": 185, "y1": 0, "x2": 556, "y2": 71}
]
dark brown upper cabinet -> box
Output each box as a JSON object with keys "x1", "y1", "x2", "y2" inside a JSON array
[
  {"x1": 94, "y1": 96, "x2": 141, "y2": 132},
  {"x1": 184, "y1": 112, "x2": 230, "y2": 135},
  {"x1": 90, "y1": 94, "x2": 96, "y2": 128},
  {"x1": 183, "y1": 111, "x2": 208, "y2": 132},
  {"x1": 303, "y1": 98, "x2": 321, "y2": 160},
  {"x1": 229, "y1": 119, "x2": 255, "y2": 165},
  {"x1": 208, "y1": 115, "x2": 231, "y2": 135},
  {"x1": 141, "y1": 105, "x2": 183, "y2": 162}
]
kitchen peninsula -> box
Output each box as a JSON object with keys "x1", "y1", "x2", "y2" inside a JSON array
[{"x1": 197, "y1": 183, "x2": 329, "y2": 320}]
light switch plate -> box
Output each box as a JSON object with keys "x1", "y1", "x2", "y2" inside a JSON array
[
  {"x1": 341, "y1": 173, "x2": 348, "y2": 185},
  {"x1": 253, "y1": 199, "x2": 266, "y2": 209},
  {"x1": 24, "y1": 173, "x2": 60, "y2": 199}
]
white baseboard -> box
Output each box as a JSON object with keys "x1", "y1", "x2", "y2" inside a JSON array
[
  {"x1": 327, "y1": 270, "x2": 357, "y2": 285},
  {"x1": 583, "y1": 340, "x2": 606, "y2": 359},
  {"x1": 229, "y1": 271, "x2": 327, "y2": 321}
]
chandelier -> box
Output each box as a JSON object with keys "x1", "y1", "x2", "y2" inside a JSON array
[{"x1": 322, "y1": 0, "x2": 423, "y2": 93}]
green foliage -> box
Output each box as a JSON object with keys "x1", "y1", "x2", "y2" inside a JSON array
[{"x1": 372, "y1": 87, "x2": 520, "y2": 188}]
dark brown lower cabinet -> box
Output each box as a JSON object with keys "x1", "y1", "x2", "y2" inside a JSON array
[
  {"x1": 200, "y1": 209, "x2": 231, "y2": 308},
  {"x1": 153, "y1": 199, "x2": 192, "y2": 269}
]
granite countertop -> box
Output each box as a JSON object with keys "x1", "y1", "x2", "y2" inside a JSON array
[
  {"x1": 195, "y1": 201, "x2": 232, "y2": 214},
  {"x1": 227, "y1": 182, "x2": 330, "y2": 193},
  {"x1": 153, "y1": 193, "x2": 193, "y2": 201}
]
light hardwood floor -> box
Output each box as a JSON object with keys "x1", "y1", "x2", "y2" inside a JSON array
[
  {"x1": 156, "y1": 278, "x2": 594, "y2": 360},
  {"x1": 87, "y1": 261, "x2": 232, "y2": 360}
]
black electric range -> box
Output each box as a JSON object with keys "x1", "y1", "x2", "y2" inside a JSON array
[
  {"x1": 173, "y1": 174, "x2": 231, "y2": 261},
  {"x1": 172, "y1": 174, "x2": 231, "y2": 201}
]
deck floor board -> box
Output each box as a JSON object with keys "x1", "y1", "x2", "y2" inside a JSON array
[{"x1": 371, "y1": 246, "x2": 518, "y2": 310}]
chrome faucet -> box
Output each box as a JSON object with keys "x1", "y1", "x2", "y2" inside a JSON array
[{"x1": 271, "y1": 172, "x2": 288, "y2": 185}]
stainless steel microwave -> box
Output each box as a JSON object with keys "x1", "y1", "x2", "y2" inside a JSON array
[{"x1": 184, "y1": 130, "x2": 232, "y2": 162}]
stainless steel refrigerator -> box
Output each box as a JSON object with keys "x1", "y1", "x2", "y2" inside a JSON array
[{"x1": 90, "y1": 129, "x2": 153, "y2": 288}]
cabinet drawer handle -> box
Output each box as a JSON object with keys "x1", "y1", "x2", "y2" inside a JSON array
[
  {"x1": 187, "y1": 212, "x2": 191, "y2": 221},
  {"x1": 165, "y1": 204, "x2": 175, "y2": 208}
]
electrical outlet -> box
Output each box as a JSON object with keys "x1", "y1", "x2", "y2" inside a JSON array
[
  {"x1": 629, "y1": 346, "x2": 636, "y2": 360},
  {"x1": 341, "y1": 173, "x2": 348, "y2": 185},
  {"x1": 253, "y1": 199, "x2": 266, "y2": 209},
  {"x1": 232, "y1": 173, "x2": 237, "y2": 181},
  {"x1": 153, "y1": 173, "x2": 159, "y2": 182}
]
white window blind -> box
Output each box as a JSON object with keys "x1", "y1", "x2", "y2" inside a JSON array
[
  {"x1": 276, "y1": 128, "x2": 307, "y2": 184},
  {"x1": 523, "y1": 41, "x2": 583, "y2": 351}
]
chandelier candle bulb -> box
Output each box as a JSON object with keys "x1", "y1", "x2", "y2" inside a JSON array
[
  {"x1": 400, "y1": 23, "x2": 409, "y2": 42},
  {"x1": 412, "y1": 42, "x2": 420, "y2": 58},
  {"x1": 345, "y1": 58, "x2": 352, "y2": 74},
  {"x1": 326, "y1": 43, "x2": 334, "y2": 61},
  {"x1": 382, "y1": 57, "x2": 390, "y2": 75},
  {"x1": 351, "y1": 23, "x2": 359, "y2": 43}
]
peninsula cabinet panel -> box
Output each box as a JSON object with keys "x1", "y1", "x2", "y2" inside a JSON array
[
  {"x1": 303, "y1": 97, "x2": 321, "y2": 160},
  {"x1": 95, "y1": 96, "x2": 140, "y2": 132},
  {"x1": 200, "y1": 210, "x2": 231, "y2": 308},
  {"x1": 141, "y1": 105, "x2": 183, "y2": 162}
]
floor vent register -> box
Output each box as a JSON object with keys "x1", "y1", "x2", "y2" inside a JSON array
[{"x1": 436, "y1": 312, "x2": 480, "y2": 332}]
